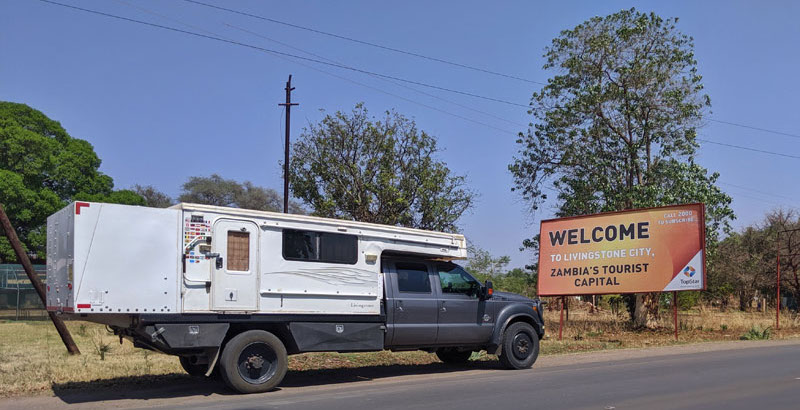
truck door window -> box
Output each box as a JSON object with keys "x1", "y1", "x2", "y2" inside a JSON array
[
  {"x1": 227, "y1": 231, "x2": 250, "y2": 271},
  {"x1": 395, "y1": 263, "x2": 431, "y2": 293},
  {"x1": 437, "y1": 263, "x2": 480, "y2": 297}
]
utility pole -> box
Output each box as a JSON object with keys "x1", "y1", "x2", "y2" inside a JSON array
[
  {"x1": 777, "y1": 228, "x2": 781, "y2": 330},
  {"x1": 0, "y1": 204, "x2": 80, "y2": 355},
  {"x1": 278, "y1": 75, "x2": 298, "y2": 214}
]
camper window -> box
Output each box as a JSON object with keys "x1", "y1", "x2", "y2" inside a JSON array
[
  {"x1": 282, "y1": 229, "x2": 358, "y2": 264},
  {"x1": 227, "y1": 231, "x2": 250, "y2": 271}
]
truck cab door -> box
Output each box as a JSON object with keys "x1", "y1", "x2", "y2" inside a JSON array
[
  {"x1": 434, "y1": 263, "x2": 494, "y2": 344},
  {"x1": 211, "y1": 219, "x2": 259, "y2": 311},
  {"x1": 385, "y1": 260, "x2": 438, "y2": 347}
]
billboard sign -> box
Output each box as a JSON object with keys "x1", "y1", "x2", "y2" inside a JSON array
[{"x1": 538, "y1": 203, "x2": 706, "y2": 296}]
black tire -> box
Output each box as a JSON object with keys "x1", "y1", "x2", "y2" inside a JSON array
[
  {"x1": 435, "y1": 348, "x2": 473, "y2": 364},
  {"x1": 179, "y1": 355, "x2": 208, "y2": 377},
  {"x1": 219, "y1": 330, "x2": 288, "y2": 394},
  {"x1": 498, "y1": 322, "x2": 539, "y2": 369}
]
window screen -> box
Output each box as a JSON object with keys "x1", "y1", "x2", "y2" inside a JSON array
[
  {"x1": 227, "y1": 231, "x2": 250, "y2": 271},
  {"x1": 396, "y1": 263, "x2": 431, "y2": 293},
  {"x1": 282, "y1": 229, "x2": 357, "y2": 264}
]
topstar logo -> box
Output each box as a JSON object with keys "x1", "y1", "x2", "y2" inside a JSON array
[{"x1": 683, "y1": 266, "x2": 696, "y2": 277}]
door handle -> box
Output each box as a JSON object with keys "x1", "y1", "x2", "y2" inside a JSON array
[
  {"x1": 215, "y1": 256, "x2": 223, "y2": 269},
  {"x1": 396, "y1": 301, "x2": 404, "y2": 312},
  {"x1": 440, "y1": 301, "x2": 447, "y2": 312}
]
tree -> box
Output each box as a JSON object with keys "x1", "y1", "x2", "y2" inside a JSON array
[
  {"x1": 132, "y1": 184, "x2": 174, "y2": 208},
  {"x1": 770, "y1": 209, "x2": 800, "y2": 307},
  {"x1": 290, "y1": 104, "x2": 475, "y2": 232},
  {"x1": 465, "y1": 244, "x2": 537, "y2": 297},
  {"x1": 178, "y1": 174, "x2": 304, "y2": 213},
  {"x1": 509, "y1": 9, "x2": 734, "y2": 327},
  {"x1": 714, "y1": 227, "x2": 774, "y2": 311},
  {"x1": 0, "y1": 101, "x2": 143, "y2": 261},
  {"x1": 466, "y1": 245, "x2": 511, "y2": 280}
]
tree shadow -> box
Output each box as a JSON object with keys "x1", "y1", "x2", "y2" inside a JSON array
[{"x1": 52, "y1": 361, "x2": 503, "y2": 404}]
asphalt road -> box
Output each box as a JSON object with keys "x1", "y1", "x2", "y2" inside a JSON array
[{"x1": 5, "y1": 340, "x2": 800, "y2": 409}]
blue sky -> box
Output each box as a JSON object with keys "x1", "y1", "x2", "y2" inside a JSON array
[{"x1": 2, "y1": 0, "x2": 798, "y2": 268}]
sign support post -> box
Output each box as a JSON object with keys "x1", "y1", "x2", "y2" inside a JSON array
[
  {"x1": 673, "y1": 291, "x2": 678, "y2": 340},
  {"x1": 558, "y1": 296, "x2": 565, "y2": 341}
]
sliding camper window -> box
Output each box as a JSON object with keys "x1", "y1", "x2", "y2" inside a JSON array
[{"x1": 282, "y1": 229, "x2": 358, "y2": 264}]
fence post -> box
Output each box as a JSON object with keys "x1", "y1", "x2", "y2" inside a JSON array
[{"x1": 14, "y1": 270, "x2": 20, "y2": 321}]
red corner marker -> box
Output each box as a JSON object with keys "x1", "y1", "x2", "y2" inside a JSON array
[{"x1": 75, "y1": 202, "x2": 90, "y2": 215}]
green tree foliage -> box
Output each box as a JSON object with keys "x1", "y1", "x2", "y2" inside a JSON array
[
  {"x1": 178, "y1": 174, "x2": 304, "y2": 213},
  {"x1": 0, "y1": 101, "x2": 143, "y2": 261},
  {"x1": 289, "y1": 104, "x2": 475, "y2": 232},
  {"x1": 465, "y1": 245, "x2": 537, "y2": 297},
  {"x1": 132, "y1": 184, "x2": 174, "y2": 208},
  {"x1": 509, "y1": 9, "x2": 734, "y2": 327}
]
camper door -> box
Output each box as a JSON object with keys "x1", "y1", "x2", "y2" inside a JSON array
[{"x1": 211, "y1": 219, "x2": 259, "y2": 311}]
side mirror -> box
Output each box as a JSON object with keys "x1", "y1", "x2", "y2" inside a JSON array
[{"x1": 481, "y1": 280, "x2": 494, "y2": 300}]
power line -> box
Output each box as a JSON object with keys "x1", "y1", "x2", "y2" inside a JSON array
[
  {"x1": 729, "y1": 190, "x2": 787, "y2": 207},
  {"x1": 226, "y1": 24, "x2": 527, "y2": 128},
  {"x1": 697, "y1": 138, "x2": 800, "y2": 160},
  {"x1": 718, "y1": 182, "x2": 797, "y2": 201},
  {"x1": 182, "y1": 0, "x2": 546, "y2": 86},
  {"x1": 110, "y1": 0, "x2": 521, "y2": 135},
  {"x1": 709, "y1": 119, "x2": 800, "y2": 140},
  {"x1": 37, "y1": 0, "x2": 528, "y2": 109},
  {"x1": 184, "y1": 1, "x2": 800, "y2": 142},
  {"x1": 39, "y1": 0, "x2": 800, "y2": 144}
]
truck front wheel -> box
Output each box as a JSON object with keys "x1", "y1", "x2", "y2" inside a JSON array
[
  {"x1": 498, "y1": 322, "x2": 539, "y2": 369},
  {"x1": 219, "y1": 330, "x2": 288, "y2": 393}
]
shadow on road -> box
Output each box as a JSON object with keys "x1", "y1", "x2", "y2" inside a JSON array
[
  {"x1": 52, "y1": 374, "x2": 229, "y2": 404},
  {"x1": 52, "y1": 361, "x2": 503, "y2": 404}
]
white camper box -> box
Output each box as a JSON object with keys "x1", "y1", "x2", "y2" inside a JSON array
[{"x1": 46, "y1": 202, "x2": 467, "y2": 320}]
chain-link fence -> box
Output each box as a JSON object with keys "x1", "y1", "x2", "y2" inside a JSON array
[{"x1": 0, "y1": 264, "x2": 47, "y2": 321}]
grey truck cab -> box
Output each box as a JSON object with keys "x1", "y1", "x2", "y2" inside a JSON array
[
  {"x1": 46, "y1": 202, "x2": 544, "y2": 394},
  {"x1": 383, "y1": 257, "x2": 544, "y2": 369}
]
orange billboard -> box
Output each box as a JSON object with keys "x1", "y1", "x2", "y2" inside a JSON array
[{"x1": 538, "y1": 203, "x2": 706, "y2": 296}]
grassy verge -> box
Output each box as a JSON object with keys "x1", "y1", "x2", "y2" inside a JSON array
[{"x1": 1, "y1": 306, "x2": 798, "y2": 398}]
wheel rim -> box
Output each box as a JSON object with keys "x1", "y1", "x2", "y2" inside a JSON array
[
  {"x1": 512, "y1": 332, "x2": 533, "y2": 360},
  {"x1": 237, "y1": 342, "x2": 278, "y2": 385}
]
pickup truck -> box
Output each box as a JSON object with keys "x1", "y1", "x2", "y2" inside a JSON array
[{"x1": 46, "y1": 202, "x2": 544, "y2": 393}]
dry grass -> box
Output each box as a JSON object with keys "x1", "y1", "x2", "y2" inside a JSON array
[
  {"x1": 1, "y1": 305, "x2": 799, "y2": 398},
  {"x1": 0, "y1": 320, "x2": 437, "y2": 398},
  {"x1": 537, "y1": 301, "x2": 800, "y2": 354}
]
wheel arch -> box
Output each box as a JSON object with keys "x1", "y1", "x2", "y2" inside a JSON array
[
  {"x1": 488, "y1": 304, "x2": 544, "y2": 354},
  {"x1": 224, "y1": 323, "x2": 299, "y2": 354}
]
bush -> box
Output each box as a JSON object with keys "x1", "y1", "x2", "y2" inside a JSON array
[{"x1": 740, "y1": 326, "x2": 770, "y2": 340}]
